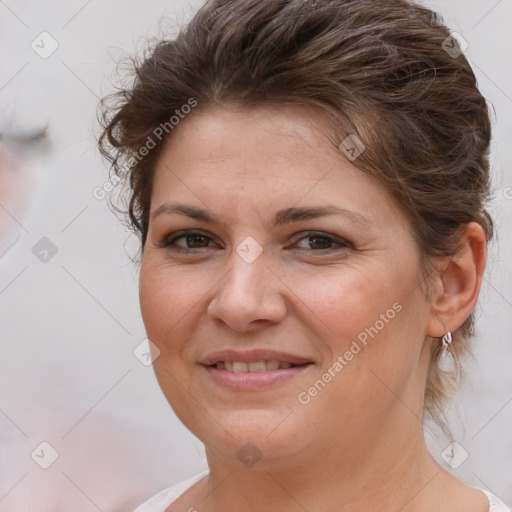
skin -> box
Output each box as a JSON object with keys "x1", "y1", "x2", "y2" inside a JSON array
[{"x1": 138, "y1": 105, "x2": 488, "y2": 512}]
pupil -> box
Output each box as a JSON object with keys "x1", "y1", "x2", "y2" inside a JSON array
[
  {"x1": 188, "y1": 234, "x2": 208, "y2": 247},
  {"x1": 310, "y1": 236, "x2": 330, "y2": 249}
]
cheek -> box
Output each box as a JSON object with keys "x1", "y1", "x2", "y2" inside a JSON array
[
  {"x1": 309, "y1": 269, "x2": 427, "y2": 409},
  {"x1": 292, "y1": 260, "x2": 426, "y2": 400},
  {"x1": 291, "y1": 262, "x2": 408, "y2": 349},
  {"x1": 138, "y1": 258, "x2": 218, "y2": 362},
  {"x1": 138, "y1": 261, "x2": 189, "y2": 350},
  {"x1": 296, "y1": 285, "x2": 425, "y2": 435}
]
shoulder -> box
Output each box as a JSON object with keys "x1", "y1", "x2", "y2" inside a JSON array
[
  {"x1": 133, "y1": 469, "x2": 210, "y2": 512},
  {"x1": 477, "y1": 488, "x2": 512, "y2": 512}
]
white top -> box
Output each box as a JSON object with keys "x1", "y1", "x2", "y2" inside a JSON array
[{"x1": 133, "y1": 470, "x2": 511, "y2": 512}]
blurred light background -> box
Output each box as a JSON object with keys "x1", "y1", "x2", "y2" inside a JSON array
[{"x1": 0, "y1": 1, "x2": 511, "y2": 511}]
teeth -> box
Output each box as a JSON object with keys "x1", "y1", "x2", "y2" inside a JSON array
[
  {"x1": 265, "y1": 360, "x2": 280, "y2": 371},
  {"x1": 232, "y1": 361, "x2": 248, "y2": 372},
  {"x1": 215, "y1": 360, "x2": 298, "y2": 372},
  {"x1": 248, "y1": 361, "x2": 266, "y2": 372}
]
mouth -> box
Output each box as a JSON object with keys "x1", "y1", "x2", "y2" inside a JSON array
[
  {"x1": 199, "y1": 349, "x2": 314, "y2": 389},
  {"x1": 201, "y1": 359, "x2": 314, "y2": 390},
  {"x1": 200, "y1": 348, "x2": 314, "y2": 368},
  {"x1": 206, "y1": 360, "x2": 309, "y2": 372}
]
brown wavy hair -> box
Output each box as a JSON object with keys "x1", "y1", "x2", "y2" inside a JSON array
[{"x1": 97, "y1": 0, "x2": 495, "y2": 435}]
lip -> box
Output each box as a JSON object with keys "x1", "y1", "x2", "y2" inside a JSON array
[
  {"x1": 202, "y1": 364, "x2": 313, "y2": 390},
  {"x1": 199, "y1": 349, "x2": 314, "y2": 366}
]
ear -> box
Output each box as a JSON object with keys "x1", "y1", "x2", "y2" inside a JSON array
[{"x1": 426, "y1": 222, "x2": 487, "y2": 338}]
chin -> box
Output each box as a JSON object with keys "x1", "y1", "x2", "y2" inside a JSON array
[{"x1": 197, "y1": 410, "x2": 311, "y2": 465}]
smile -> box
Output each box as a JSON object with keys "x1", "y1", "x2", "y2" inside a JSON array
[
  {"x1": 210, "y1": 360, "x2": 302, "y2": 372},
  {"x1": 202, "y1": 362, "x2": 313, "y2": 390}
]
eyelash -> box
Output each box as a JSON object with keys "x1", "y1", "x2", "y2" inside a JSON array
[{"x1": 156, "y1": 230, "x2": 352, "y2": 254}]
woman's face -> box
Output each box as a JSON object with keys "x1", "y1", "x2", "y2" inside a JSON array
[{"x1": 139, "y1": 105, "x2": 435, "y2": 469}]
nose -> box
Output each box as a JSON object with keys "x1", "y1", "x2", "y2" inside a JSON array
[{"x1": 207, "y1": 250, "x2": 288, "y2": 332}]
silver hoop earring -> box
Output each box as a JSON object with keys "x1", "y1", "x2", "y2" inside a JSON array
[{"x1": 442, "y1": 332, "x2": 452, "y2": 349}]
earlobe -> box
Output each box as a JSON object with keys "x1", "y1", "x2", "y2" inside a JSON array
[{"x1": 426, "y1": 222, "x2": 487, "y2": 338}]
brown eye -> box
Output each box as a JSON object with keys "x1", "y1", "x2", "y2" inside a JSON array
[
  {"x1": 304, "y1": 235, "x2": 333, "y2": 250},
  {"x1": 293, "y1": 232, "x2": 351, "y2": 252},
  {"x1": 173, "y1": 233, "x2": 211, "y2": 249},
  {"x1": 158, "y1": 230, "x2": 217, "y2": 252}
]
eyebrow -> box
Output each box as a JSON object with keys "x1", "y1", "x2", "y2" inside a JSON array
[{"x1": 151, "y1": 202, "x2": 372, "y2": 228}]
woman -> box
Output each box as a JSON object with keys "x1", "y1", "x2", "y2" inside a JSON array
[{"x1": 97, "y1": 0, "x2": 510, "y2": 510}]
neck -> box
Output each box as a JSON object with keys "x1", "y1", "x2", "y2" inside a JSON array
[{"x1": 202, "y1": 417, "x2": 445, "y2": 512}]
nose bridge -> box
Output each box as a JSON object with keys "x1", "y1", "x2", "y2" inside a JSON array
[
  {"x1": 208, "y1": 239, "x2": 286, "y2": 330},
  {"x1": 221, "y1": 244, "x2": 271, "y2": 308}
]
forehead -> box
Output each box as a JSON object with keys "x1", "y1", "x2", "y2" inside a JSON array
[
  {"x1": 150, "y1": 105, "x2": 405, "y2": 229},
  {"x1": 154, "y1": 105, "x2": 350, "y2": 178}
]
